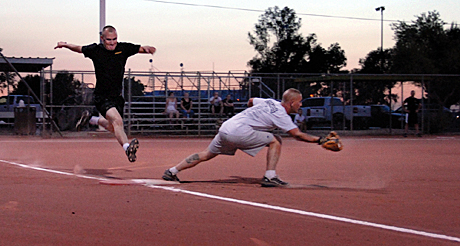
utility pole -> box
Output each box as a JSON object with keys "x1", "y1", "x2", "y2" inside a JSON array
[
  {"x1": 100, "y1": 0, "x2": 106, "y2": 42},
  {"x1": 375, "y1": 6, "x2": 385, "y2": 72}
]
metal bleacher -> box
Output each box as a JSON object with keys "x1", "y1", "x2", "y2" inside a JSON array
[
  {"x1": 125, "y1": 95, "x2": 248, "y2": 136},
  {"x1": 122, "y1": 70, "x2": 257, "y2": 136}
]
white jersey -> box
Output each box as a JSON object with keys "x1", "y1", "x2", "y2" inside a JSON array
[
  {"x1": 219, "y1": 98, "x2": 297, "y2": 136},
  {"x1": 294, "y1": 113, "x2": 305, "y2": 125}
]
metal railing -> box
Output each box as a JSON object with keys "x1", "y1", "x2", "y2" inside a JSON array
[{"x1": 2, "y1": 70, "x2": 460, "y2": 136}]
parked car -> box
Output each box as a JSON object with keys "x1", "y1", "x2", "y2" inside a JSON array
[
  {"x1": 393, "y1": 103, "x2": 454, "y2": 133},
  {"x1": 369, "y1": 105, "x2": 404, "y2": 129},
  {"x1": 452, "y1": 111, "x2": 460, "y2": 131},
  {"x1": 300, "y1": 97, "x2": 371, "y2": 130},
  {"x1": 0, "y1": 95, "x2": 43, "y2": 120}
]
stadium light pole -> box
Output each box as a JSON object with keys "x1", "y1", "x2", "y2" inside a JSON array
[
  {"x1": 376, "y1": 6, "x2": 391, "y2": 131},
  {"x1": 375, "y1": 6, "x2": 385, "y2": 71},
  {"x1": 100, "y1": 0, "x2": 106, "y2": 43}
]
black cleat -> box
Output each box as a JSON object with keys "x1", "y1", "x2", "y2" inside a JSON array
[
  {"x1": 76, "y1": 110, "x2": 91, "y2": 131},
  {"x1": 162, "y1": 169, "x2": 180, "y2": 182},
  {"x1": 126, "y1": 138, "x2": 139, "y2": 162},
  {"x1": 261, "y1": 176, "x2": 289, "y2": 187}
]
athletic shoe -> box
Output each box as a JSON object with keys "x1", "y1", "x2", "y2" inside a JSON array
[
  {"x1": 261, "y1": 176, "x2": 289, "y2": 187},
  {"x1": 403, "y1": 133, "x2": 408, "y2": 138},
  {"x1": 76, "y1": 110, "x2": 91, "y2": 131},
  {"x1": 162, "y1": 169, "x2": 180, "y2": 182},
  {"x1": 126, "y1": 138, "x2": 139, "y2": 162}
]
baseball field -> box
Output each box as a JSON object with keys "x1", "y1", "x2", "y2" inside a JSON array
[{"x1": 1, "y1": 134, "x2": 459, "y2": 245}]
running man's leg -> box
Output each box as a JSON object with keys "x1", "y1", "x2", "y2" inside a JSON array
[
  {"x1": 97, "y1": 107, "x2": 139, "y2": 162},
  {"x1": 98, "y1": 107, "x2": 128, "y2": 146}
]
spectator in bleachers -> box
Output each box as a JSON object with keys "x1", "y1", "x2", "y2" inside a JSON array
[
  {"x1": 164, "y1": 92, "x2": 180, "y2": 122},
  {"x1": 180, "y1": 92, "x2": 195, "y2": 118},
  {"x1": 209, "y1": 92, "x2": 223, "y2": 116},
  {"x1": 294, "y1": 108, "x2": 306, "y2": 132},
  {"x1": 223, "y1": 94, "x2": 235, "y2": 117}
]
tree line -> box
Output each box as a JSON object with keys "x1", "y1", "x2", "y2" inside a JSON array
[{"x1": 247, "y1": 7, "x2": 460, "y2": 109}]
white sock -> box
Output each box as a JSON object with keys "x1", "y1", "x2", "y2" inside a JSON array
[
  {"x1": 123, "y1": 143, "x2": 129, "y2": 151},
  {"x1": 265, "y1": 170, "x2": 277, "y2": 179},
  {"x1": 89, "y1": 116, "x2": 100, "y2": 125},
  {"x1": 169, "y1": 167, "x2": 179, "y2": 175}
]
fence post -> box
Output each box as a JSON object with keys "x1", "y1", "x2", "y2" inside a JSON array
[
  {"x1": 400, "y1": 81, "x2": 404, "y2": 129},
  {"x1": 127, "y1": 69, "x2": 132, "y2": 137},
  {"x1": 277, "y1": 74, "x2": 280, "y2": 100},
  {"x1": 389, "y1": 85, "x2": 392, "y2": 134},
  {"x1": 47, "y1": 68, "x2": 53, "y2": 134},
  {"x1": 197, "y1": 73, "x2": 202, "y2": 136},
  {"x1": 422, "y1": 76, "x2": 425, "y2": 134},
  {"x1": 248, "y1": 77, "x2": 252, "y2": 99},
  {"x1": 330, "y1": 80, "x2": 334, "y2": 130},
  {"x1": 350, "y1": 75, "x2": 353, "y2": 131}
]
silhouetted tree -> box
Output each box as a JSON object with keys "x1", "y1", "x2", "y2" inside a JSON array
[
  {"x1": 391, "y1": 11, "x2": 460, "y2": 108},
  {"x1": 51, "y1": 71, "x2": 82, "y2": 104},
  {"x1": 248, "y1": 6, "x2": 346, "y2": 74},
  {"x1": 0, "y1": 72, "x2": 16, "y2": 94},
  {"x1": 123, "y1": 76, "x2": 145, "y2": 99},
  {"x1": 353, "y1": 48, "x2": 398, "y2": 105},
  {"x1": 247, "y1": 6, "x2": 347, "y2": 97},
  {"x1": 12, "y1": 75, "x2": 41, "y2": 98},
  {"x1": 306, "y1": 41, "x2": 347, "y2": 73}
]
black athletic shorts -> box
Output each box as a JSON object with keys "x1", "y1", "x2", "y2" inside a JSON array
[
  {"x1": 94, "y1": 95, "x2": 125, "y2": 118},
  {"x1": 406, "y1": 112, "x2": 418, "y2": 126}
]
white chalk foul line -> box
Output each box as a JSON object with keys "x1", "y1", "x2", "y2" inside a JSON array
[
  {"x1": 1, "y1": 159, "x2": 460, "y2": 243},
  {"x1": 148, "y1": 185, "x2": 460, "y2": 243}
]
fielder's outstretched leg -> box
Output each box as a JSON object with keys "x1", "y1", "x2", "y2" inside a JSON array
[
  {"x1": 261, "y1": 135, "x2": 289, "y2": 187},
  {"x1": 162, "y1": 149, "x2": 218, "y2": 182}
]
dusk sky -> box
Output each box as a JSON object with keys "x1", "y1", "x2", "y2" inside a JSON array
[{"x1": 2, "y1": 0, "x2": 459, "y2": 73}]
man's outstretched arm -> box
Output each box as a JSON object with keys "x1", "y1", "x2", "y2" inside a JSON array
[
  {"x1": 54, "y1": 42, "x2": 82, "y2": 53},
  {"x1": 139, "y1": 46, "x2": 156, "y2": 54},
  {"x1": 287, "y1": 127, "x2": 321, "y2": 143}
]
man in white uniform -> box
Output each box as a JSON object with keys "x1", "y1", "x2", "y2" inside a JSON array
[{"x1": 162, "y1": 88, "x2": 323, "y2": 187}]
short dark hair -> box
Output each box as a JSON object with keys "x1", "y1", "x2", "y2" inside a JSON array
[
  {"x1": 101, "y1": 25, "x2": 116, "y2": 38},
  {"x1": 102, "y1": 25, "x2": 116, "y2": 32},
  {"x1": 282, "y1": 88, "x2": 301, "y2": 103}
]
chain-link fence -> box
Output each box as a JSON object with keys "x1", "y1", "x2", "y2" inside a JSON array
[{"x1": 2, "y1": 70, "x2": 459, "y2": 136}]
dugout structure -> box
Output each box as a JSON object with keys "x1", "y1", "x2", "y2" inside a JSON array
[{"x1": 0, "y1": 53, "x2": 57, "y2": 135}]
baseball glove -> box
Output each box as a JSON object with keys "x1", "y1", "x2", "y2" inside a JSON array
[{"x1": 318, "y1": 131, "x2": 343, "y2": 152}]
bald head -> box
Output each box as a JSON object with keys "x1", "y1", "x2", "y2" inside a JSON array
[
  {"x1": 281, "y1": 88, "x2": 303, "y2": 114},
  {"x1": 282, "y1": 88, "x2": 302, "y2": 103}
]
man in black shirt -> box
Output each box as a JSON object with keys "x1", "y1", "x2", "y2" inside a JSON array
[
  {"x1": 222, "y1": 94, "x2": 235, "y2": 117},
  {"x1": 403, "y1": 90, "x2": 422, "y2": 137},
  {"x1": 55, "y1": 25, "x2": 156, "y2": 162}
]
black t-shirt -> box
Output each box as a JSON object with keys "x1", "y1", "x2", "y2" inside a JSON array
[
  {"x1": 181, "y1": 98, "x2": 192, "y2": 110},
  {"x1": 82, "y1": 42, "x2": 140, "y2": 97},
  {"x1": 223, "y1": 98, "x2": 233, "y2": 107},
  {"x1": 404, "y1": 96, "x2": 421, "y2": 113}
]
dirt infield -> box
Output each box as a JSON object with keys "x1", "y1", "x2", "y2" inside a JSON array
[{"x1": 1, "y1": 135, "x2": 460, "y2": 245}]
